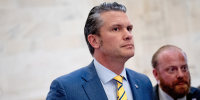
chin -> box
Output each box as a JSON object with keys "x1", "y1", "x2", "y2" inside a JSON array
[
  {"x1": 125, "y1": 52, "x2": 134, "y2": 58},
  {"x1": 119, "y1": 50, "x2": 134, "y2": 58},
  {"x1": 175, "y1": 84, "x2": 189, "y2": 94},
  {"x1": 130, "y1": 53, "x2": 134, "y2": 57}
]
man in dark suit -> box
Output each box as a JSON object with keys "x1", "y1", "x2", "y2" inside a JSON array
[
  {"x1": 46, "y1": 2, "x2": 153, "y2": 100},
  {"x1": 151, "y1": 45, "x2": 200, "y2": 100}
]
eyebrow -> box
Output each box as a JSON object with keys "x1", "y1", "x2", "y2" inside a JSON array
[
  {"x1": 111, "y1": 24, "x2": 133, "y2": 27},
  {"x1": 128, "y1": 24, "x2": 133, "y2": 27}
]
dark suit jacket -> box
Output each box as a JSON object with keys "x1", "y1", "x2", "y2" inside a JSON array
[
  {"x1": 46, "y1": 61, "x2": 153, "y2": 100},
  {"x1": 153, "y1": 84, "x2": 200, "y2": 100}
]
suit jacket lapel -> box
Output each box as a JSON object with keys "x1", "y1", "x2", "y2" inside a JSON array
[
  {"x1": 126, "y1": 69, "x2": 142, "y2": 100},
  {"x1": 153, "y1": 84, "x2": 160, "y2": 100},
  {"x1": 81, "y1": 61, "x2": 108, "y2": 100}
]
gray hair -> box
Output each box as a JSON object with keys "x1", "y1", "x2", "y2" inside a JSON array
[{"x1": 84, "y1": 2, "x2": 127, "y2": 55}]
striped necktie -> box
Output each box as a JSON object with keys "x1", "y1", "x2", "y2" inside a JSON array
[{"x1": 114, "y1": 75, "x2": 127, "y2": 100}]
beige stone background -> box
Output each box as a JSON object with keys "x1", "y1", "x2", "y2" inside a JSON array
[{"x1": 0, "y1": 0, "x2": 200, "y2": 100}]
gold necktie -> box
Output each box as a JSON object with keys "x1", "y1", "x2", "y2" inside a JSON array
[{"x1": 113, "y1": 75, "x2": 127, "y2": 100}]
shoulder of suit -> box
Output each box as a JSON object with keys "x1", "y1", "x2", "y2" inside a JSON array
[
  {"x1": 54, "y1": 65, "x2": 90, "y2": 83},
  {"x1": 125, "y1": 68, "x2": 151, "y2": 84},
  {"x1": 186, "y1": 87, "x2": 200, "y2": 99},
  {"x1": 126, "y1": 68, "x2": 149, "y2": 78},
  {"x1": 190, "y1": 87, "x2": 200, "y2": 94}
]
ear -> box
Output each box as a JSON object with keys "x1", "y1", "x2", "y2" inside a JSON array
[
  {"x1": 153, "y1": 68, "x2": 159, "y2": 81},
  {"x1": 88, "y1": 34, "x2": 101, "y2": 49}
]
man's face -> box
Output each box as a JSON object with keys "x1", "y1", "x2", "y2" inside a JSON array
[
  {"x1": 97, "y1": 11, "x2": 134, "y2": 59},
  {"x1": 154, "y1": 49, "x2": 191, "y2": 98}
]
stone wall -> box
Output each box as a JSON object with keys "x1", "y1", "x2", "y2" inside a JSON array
[{"x1": 0, "y1": 0, "x2": 199, "y2": 100}]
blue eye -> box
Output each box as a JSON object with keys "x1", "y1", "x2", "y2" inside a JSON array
[{"x1": 113, "y1": 27, "x2": 119, "y2": 31}]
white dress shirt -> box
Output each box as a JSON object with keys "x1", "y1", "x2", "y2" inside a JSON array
[
  {"x1": 94, "y1": 59, "x2": 133, "y2": 100},
  {"x1": 159, "y1": 86, "x2": 186, "y2": 100}
]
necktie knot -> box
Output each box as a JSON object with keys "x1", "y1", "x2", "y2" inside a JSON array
[{"x1": 114, "y1": 75, "x2": 123, "y2": 83}]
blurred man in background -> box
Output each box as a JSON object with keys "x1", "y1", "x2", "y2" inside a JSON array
[{"x1": 152, "y1": 45, "x2": 200, "y2": 100}]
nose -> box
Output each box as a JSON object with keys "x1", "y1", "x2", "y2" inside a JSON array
[
  {"x1": 177, "y1": 68, "x2": 184, "y2": 79},
  {"x1": 123, "y1": 30, "x2": 133, "y2": 41}
]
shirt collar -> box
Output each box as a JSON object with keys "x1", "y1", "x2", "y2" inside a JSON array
[
  {"x1": 159, "y1": 86, "x2": 186, "y2": 100},
  {"x1": 93, "y1": 58, "x2": 127, "y2": 84}
]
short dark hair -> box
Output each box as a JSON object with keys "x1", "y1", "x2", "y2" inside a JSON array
[
  {"x1": 151, "y1": 44, "x2": 187, "y2": 69},
  {"x1": 84, "y1": 2, "x2": 127, "y2": 55}
]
